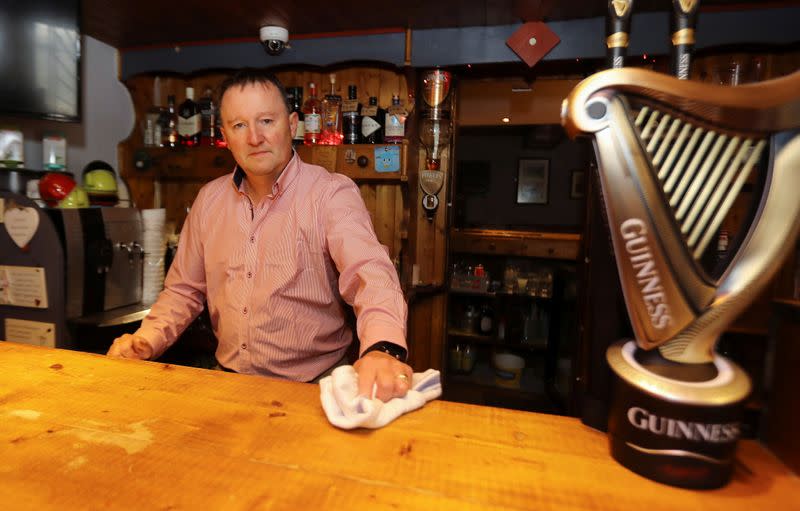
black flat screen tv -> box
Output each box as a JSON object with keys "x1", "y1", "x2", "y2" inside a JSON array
[{"x1": 0, "y1": 0, "x2": 82, "y2": 122}]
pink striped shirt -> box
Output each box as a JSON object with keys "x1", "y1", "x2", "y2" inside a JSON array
[{"x1": 137, "y1": 153, "x2": 407, "y2": 381}]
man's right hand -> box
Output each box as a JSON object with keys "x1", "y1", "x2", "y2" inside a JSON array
[{"x1": 107, "y1": 334, "x2": 154, "y2": 360}]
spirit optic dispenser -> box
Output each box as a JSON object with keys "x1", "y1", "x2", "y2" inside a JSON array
[{"x1": 418, "y1": 69, "x2": 453, "y2": 220}]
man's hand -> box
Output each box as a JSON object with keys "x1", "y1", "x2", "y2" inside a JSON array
[
  {"x1": 107, "y1": 334, "x2": 154, "y2": 360},
  {"x1": 353, "y1": 351, "x2": 413, "y2": 402}
]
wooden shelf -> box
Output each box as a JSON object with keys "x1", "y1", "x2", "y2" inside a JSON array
[
  {"x1": 449, "y1": 288, "x2": 553, "y2": 300},
  {"x1": 450, "y1": 228, "x2": 582, "y2": 260},
  {"x1": 295, "y1": 142, "x2": 408, "y2": 183},
  {"x1": 724, "y1": 325, "x2": 769, "y2": 337},
  {"x1": 773, "y1": 298, "x2": 800, "y2": 310},
  {"x1": 127, "y1": 145, "x2": 235, "y2": 180}
]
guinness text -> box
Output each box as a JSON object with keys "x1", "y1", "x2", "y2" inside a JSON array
[
  {"x1": 620, "y1": 218, "x2": 673, "y2": 329},
  {"x1": 628, "y1": 407, "x2": 741, "y2": 444}
]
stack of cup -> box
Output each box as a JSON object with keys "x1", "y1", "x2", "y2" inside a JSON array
[{"x1": 141, "y1": 208, "x2": 167, "y2": 304}]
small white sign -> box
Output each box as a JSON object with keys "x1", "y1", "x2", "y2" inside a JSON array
[
  {"x1": 0, "y1": 265, "x2": 48, "y2": 308},
  {"x1": 4, "y1": 318, "x2": 55, "y2": 347},
  {"x1": 4, "y1": 204, "x2": 39, "y2": 248}
]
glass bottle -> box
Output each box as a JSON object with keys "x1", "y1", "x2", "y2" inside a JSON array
[
  {"x1": 479, "y1": 303, "x2": 494, "y2": 335},
  {"x1": 196, "y1": 87, "x2": 216, "y2": 146},
  {"x1": 286, "y1": 86, "x2": 305, "y2": 147},
  {"x1": 178, "y1": 87, "x2": 201, "y2": 147},
  {"x1": 162, "y1": 95, "x2": 179, "y2": 149},
  {"x1": 302, "y1": 82, "x2": 322, "y2": 145},
  {"x1": 144, "y1": 107, "x2": 163, "y2": 147},
  {"x1": 213, "y1": 106, "x2": 227, "y2": 148},
  {"x1": 361, "y1": 96, "x2": 384, "y2": 144},
  {"x1": 384, "y1": 94, "x2": 406, "y2": 144},
  {"x1": 320, "y1": 74, "x2": 343, "y2": 145},
  {"x1": 342, "y1": 84, "x2": 361, "y2": 144}
]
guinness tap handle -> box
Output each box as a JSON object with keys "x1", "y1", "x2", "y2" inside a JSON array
[
  {"x1": 606, "y1": 0, "x2": 634, "y2": 69},
  {"x1": 670, "y1": 0, "x2": 700, "y2": 79}
]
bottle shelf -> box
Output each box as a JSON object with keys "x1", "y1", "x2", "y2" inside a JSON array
[
  {"x1": 447, "y1": 330, "x2": 548, "y2": 353},
  {"x1": 446, "y1": 362, "x2": 545, "y2": 396},
  {"x1": 442, "y1": 362, "x2": 566, "y2": 414},
  {"x1": 449, "y1": 288, "x2": 553, "y2": 301}
]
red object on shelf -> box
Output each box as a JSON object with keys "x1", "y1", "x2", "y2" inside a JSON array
[
  {"x1": 38, "y1": 172, "x2": 76, "y2": 206},
  {"x1": 506, "y1": 22, "x2": 560, "y2": 68}
]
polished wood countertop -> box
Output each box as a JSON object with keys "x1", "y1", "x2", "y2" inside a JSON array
[{"x1": 1, "y1": 341, "x2": 797, "y2": 510}]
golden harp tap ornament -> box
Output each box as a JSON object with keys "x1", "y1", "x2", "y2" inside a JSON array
[{"x1": 562, "y1": 67, "x2": 800, "y2": 489}]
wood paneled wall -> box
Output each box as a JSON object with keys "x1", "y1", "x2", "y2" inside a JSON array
[
  {"x1": 458, "y1": 78, "x2": 581, "y2": 126},
  {"x1": 120, "y1": 65, "x2": 410, "y2": 235}
]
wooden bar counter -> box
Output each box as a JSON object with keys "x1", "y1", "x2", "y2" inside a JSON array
[{"x1": 1, "y1": 342, "x2": 797, "y2": 510}]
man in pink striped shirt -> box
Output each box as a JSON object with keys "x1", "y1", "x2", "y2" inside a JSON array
[{"x1": 108, "y1": 70, "x2": 412, "y2": 402}]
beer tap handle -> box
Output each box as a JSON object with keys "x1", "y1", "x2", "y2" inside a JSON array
[
  {"x1": 670, "y1": 0, "x2": 700, "y2": 79},
  {"x1": 606, "y1": 0, "x2": 634, "y2": 69}
]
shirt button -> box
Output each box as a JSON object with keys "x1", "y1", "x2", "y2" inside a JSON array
[
  {"x1": 247, "y1": 271, "x2": 252, "y2": 278},
  {"x1": 243, "y1": 307, "x2": 248, "y2": 314},
  {"x1": 241, "y1": 343, "x2": 247, "y2": 350},
  {"x1": 250, "y1": 235, "x2": 255, "y2": 243}
]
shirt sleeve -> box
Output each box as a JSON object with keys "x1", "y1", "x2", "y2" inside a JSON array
[
  {"x1": 135, "y1": 188, "x2": 209, "y2": 358},
  {"x1": 322, "y1": 175, "x2": 408, "y2": 354}
]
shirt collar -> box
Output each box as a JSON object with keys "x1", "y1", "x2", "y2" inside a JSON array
[{"x1": 229, "y1": 150, "x2": 301, "y2": 199}]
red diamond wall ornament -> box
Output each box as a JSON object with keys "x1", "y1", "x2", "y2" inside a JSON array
[{"x1": 506, "y1": 21, "x2": 560, "y2": 68}]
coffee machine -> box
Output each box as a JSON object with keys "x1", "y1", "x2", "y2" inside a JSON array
[{"x1": 1, "y1": 189, "x2": 144, "y2": 349}]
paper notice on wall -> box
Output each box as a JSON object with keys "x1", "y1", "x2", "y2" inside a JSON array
[
  {"x1": 4, "y1": 318, "x2": 56, "y2": 347},
  {"x1": 0, "y1": 265, "x2": 48, "y2": 308}
]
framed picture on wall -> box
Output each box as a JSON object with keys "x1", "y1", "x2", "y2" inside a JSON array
[
  {"x1": 516, "y1": 159, "x2": 549, "y2": 204},
  {"x1": 570, "y1": 170, "x2": 586, "y2": 199}
]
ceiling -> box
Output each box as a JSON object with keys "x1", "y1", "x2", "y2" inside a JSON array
[{"x1": 82, "y1": 0, "x2": 800, "y2": 49}]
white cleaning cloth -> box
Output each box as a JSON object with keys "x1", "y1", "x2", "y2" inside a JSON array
[{"x1": 319, "y1": 365, "x2": 442, "y2": 429}]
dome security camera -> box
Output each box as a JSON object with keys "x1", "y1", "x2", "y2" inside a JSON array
[{"x1": 260, "y1": 26, "x2": 289, "y2": 56}]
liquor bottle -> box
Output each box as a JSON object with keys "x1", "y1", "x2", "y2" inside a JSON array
[
  {"x1": 144, "y1": 107, "x2": 163, "y2": 147},
  {"x1": 302, "y1": 82, "x2": 322, "y2": 145},
  {"x1": 342, "y1": 85, "x2": 361, "y2": 145},
  {"x1": 479, "y1": 303, "x2": 494, "y2": 335},
  {"x1": 361, "y1": 96, "x2": 384, "y2": 144},
  {"x1": 213, "y1": 106, "x2": 227, "y2": 148},
  {"x1": 196, "y1": 87, "x2": 216, "y2": 146},
  {"x1": 320, "y1": 74, "x2": 343, "y2": 145},
  {"x1": 162, "y1": 95, "x2": 179, "y2": 149},
  {"x1": 178, "y1": 87, "x2": 201, "y2": 147},
  {"x1": 716, "y1": 229, "x2": 729, "y2": 264},
  {"x1": 384, "y1": 94, "x2": 406, "y2": 144},
  {"x1": 287, "y1": 86, "x2": 305, "y2": 147}
]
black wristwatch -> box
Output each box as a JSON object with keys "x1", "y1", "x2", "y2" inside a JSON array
[{"x1": 361, "y1": 341, "x2": 408, "y2": 363}]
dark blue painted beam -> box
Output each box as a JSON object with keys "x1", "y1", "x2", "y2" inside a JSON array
[
  {"x1": 120, "y1": 7, "x2": 800, "y2": 79},
  {"x1": 121, "y1": 32, "x2": 408, "y2": 79},
  {"x1": 412, "y1": 8, "x2": 800, "y2": 67}
]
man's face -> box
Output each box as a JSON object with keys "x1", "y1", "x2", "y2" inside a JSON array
[{"x1": 219, "y1": 82, "x2": 298, "y2": 183}]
